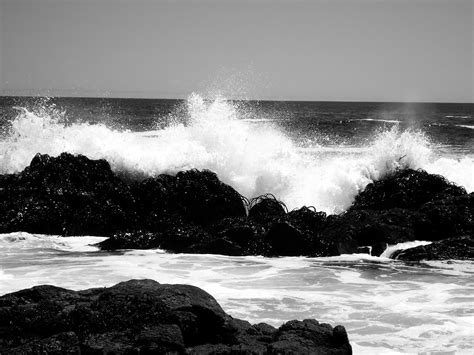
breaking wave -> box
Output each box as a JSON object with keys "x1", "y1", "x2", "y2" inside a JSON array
[{"x1": 0, "y1": 94, "x2": 472, "y2": 213}]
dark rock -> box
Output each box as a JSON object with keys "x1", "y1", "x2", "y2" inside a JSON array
[
  {"x1": 248, "y1": 195, "x2": 287, "y2": 224},
  {"x1": 131, "y1": 173, "x2": 179, "y2": 218},
  {"x1": 371, "y1": 242, "x2": 388, "y2": 257},
  {"x1": 97, "y1": 218, "x2": 211, "y2": 253},
  {"x1": 6, "y1": 331, "x2": 80, "y2": 354},
  {"x1": 413, "y1": 193, "x2": 474, "y2": 241},
  {"x1": 210, "y1": 217, "x2": 262, "y2": 249},
  {"x1": 320, "y1": 208, "x2": 417, "y2": 255},
  {"x1": 0, "y1": 153, "x2": 136, "y2": 236},
  {"x1": 391, "y1": 235, "x2": 474, "y2": 261},
  {"x1": 1, "y1": 154, "x2": 472, "y2": 261},
  {"x1": 0, "y1": 280, "x2": 352, "y2": 354},
  {"x1": 264, "y1": 222, "x2": 310, "y2": 256},
  {"x1": 0, "y1": 153, "x2": 247, "y2": 238},
  {"x1": 185, "y1": 238, "x2": 243, "y2": 256},
  {"x1": 286, "y1": 206, "x2": 327, "y2": 235},
  {"x1": 351, "y1": 169, "x2": 466, "y2": 211},
  {"x1": 175, "y1": 169, "x2": 247, "y2": 225},
  {"x1": 269, "y1": 319, "x2": 352, "y2": 354}
]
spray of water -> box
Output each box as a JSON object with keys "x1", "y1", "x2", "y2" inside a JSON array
[{"x1": 0, "y1": 93, "x2": 472, "y2": 213}]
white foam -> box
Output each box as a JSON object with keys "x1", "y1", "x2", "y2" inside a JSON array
[
  {"x1": 456, "y1": 124, "x2": 474, "y2": 130},
  {"x1": 380, "y1": 241, "x2": 433, "y2": 259},
  {"x1": 1, "y1": 94, "x2": 472, "y2": 212},
  {"x1": 360, "y1": 118, "x2": 401, "y2": 124},
  {"x1": 1, "y1": 240, "x2": 472, "y2": 353},
  {"x1": 0, "y1": 232, "x2": 107, "y2": 252}
]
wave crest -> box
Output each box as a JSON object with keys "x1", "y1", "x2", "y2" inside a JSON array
[{"x1": 0, "y1": 94, "x2": 472, "y2": 212}]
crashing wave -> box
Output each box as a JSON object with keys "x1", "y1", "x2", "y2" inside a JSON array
[{"x1": 0, "y1": 93, "x2": 472, "y2": 212}]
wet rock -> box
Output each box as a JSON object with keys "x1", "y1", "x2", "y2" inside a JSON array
[
  {"x1": 248, "y1": 195, "x2": 287, "y2": 224},
  {"x1": 0, "y1": 153, "x2": 136, "y2": 236},
  {"x1": 351, "y1": 169, "x2": 466, "y2": 211},
  {"x1": 264, "y1": 222, "x2": 310, "y2": 256},
  {"x1": 286, "y1": 207, "x2": 327, "y2": 235},
  {"x1": 269, "y1": 319, "x2": 352, "y2": 354},
  {"x1": 0, "y1": 279, "x2": 352, "y2": 354},
  {"x1": 391, "y1": 235, "x2": 474, "y2": 261},
  {"x1": 132, "y1": 169, "x2": 247, "y2": 228},
  {"x1": 175, "y1": 169, "x2": 247, "y2": 225},
  {"x1": 413, "y1": 193, "x2": 474, "y2": 241},
  {"x1": 131, "y1": 174, "x2": 179, "y2": 218},
  {"x1": 97, "y1": 218, "x2": 211, "y2": 253},
  {"x1": 210, "y1": 217, "x2": 261, "y2": 249},
  {"x1": 320, "y1": 208, "x2": 417, "y2": 255},
  {"x1": 5, "y1": 331, "x2": 81, "y2": 354},
  {"x1": 185, "y1": 237, "x2": 243, "y2": 256},
  {"x1": 0, "y1": 153, "x2": 246, "y2": 237},
  {"x1": 371, "y1": 242, "x2": 388, "y2": 257}
]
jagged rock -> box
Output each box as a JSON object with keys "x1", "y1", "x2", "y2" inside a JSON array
[
  {"x1": 0, "y1": 154, "x2": 246, "y2": 237},
  {"x1": 0, "y1": 280, "x2": 352, "y2": 354},
  {"x1": 319, "y1": 209, "x2": 415, "y2": 256},
  {"x1": 132, "y1": 169, "x2": 247, "y2": 227},
  {"x1": 210, "y1": 217, "x2": 261, "y2": 249},
  {"x1": 269, "y1": 320, "x2": 352, "y2": 354},
  {"x1": 185, "y1": 237, "x2": 243, "y2": 256},
  {"x1": 97, "y1": 218, "x2": 211, "y2": 252},
  {"x1": 351, "y1": 169, "x2": 466, "y2": 211},
  {"x1": 413, "y1": 193, "x2": 474, "y2": 241},
  {"x1": 391, "y1": 235, "x2": 474, "y2": 261},
  {"x1": 248, "y1": 195, "x2": 287, "y2": 224},
  {"x1": 174, "y1": 169, "x2": 247, "y2": 225},
  {"x1": 264, "y1": 221, "x2": 309, "y2": 256},
  {"x1": 371, "y1": 242, "x2": 388, "y2": 257},
  {"x1": 1, "y1": 154, "x2": 472, "y2": 261},
  {"x1": 0, "y1": 153, "x2": 136, "y2": 236}
]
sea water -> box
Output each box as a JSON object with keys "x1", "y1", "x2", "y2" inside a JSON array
[{"x1": 0, "y1": 95, "x2": 473, "y2": 353}]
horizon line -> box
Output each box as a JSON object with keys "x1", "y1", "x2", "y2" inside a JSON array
[{"x1": 0, "y1": 93, "x2": 472, "y2": 105}]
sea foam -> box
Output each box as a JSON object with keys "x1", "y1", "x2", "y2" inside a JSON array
[{"x1": 0, "y1": 94, "x2": 472, "y2": 213}]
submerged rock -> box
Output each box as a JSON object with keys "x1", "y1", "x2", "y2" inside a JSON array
[
  {"x1": 390, "y1": 235, "x2": 474, "y2": 261},
  {"x1": 0, "y1": 279, "x2": 352, "y2": 354},
  {"x1": 97, "y1": 217, "x2": 211, "y2": 253}
]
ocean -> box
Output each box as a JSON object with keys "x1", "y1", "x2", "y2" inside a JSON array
[{"x1": 0, "y1": 95, "x2": 473, "y2": 353}]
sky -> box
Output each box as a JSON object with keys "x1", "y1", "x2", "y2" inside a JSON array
[{"x1": 0, "y1": 0, "x2": 472, "y2": 102}]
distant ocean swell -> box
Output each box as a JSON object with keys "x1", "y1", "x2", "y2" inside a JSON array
[{"x1": 0, "y1": 93, "x2": 472, "y2": 213}]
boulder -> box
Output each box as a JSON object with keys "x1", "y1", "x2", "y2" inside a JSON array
[
  {"x1": 318, "y1": 209, "x2": 415, "y2": 256},
  {"x1": 0, "y1": 279, "x2": 352, "y2": 354},
  {"x1": 391, "y1": 235, "x2": 474, "y2": 261},
  {"x1": 97, "y1": 218, "x2": 211, "y2": 253},
  {"x1": 248, "y1": 195, "x2": 287, "y2": 224},
  {"x1": 351, "y1": 169, "x2": 466, "y2": 211},
  {"x1": 0, "y1": 153, "x2": 136, "y2": 236},
  {"x1": 132, "y1": 169, "x2": 247, "y2": 228},
  {"x1": 0, "y1": 154, "x2": 247, "y2": 237},
  {"x1": 413, "y1": 193, "x2": 474, "y2": 241},
  {"x1": 175, "y1": 169, "x2": 247, "y2": 225}
]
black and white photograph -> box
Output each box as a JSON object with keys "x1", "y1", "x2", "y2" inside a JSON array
[{"x1": 0, "y1": 0, "x2": 472, "y2": 353}]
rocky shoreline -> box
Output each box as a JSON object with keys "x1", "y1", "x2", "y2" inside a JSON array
[
  {"x1": 0, "y1": 152, "x2": 472, "y2": 260},
  {"x1": 0, "y1": 279, "x2": 352, "y2": 354}
]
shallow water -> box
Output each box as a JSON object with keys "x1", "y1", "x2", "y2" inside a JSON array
[
  {"x1": 0, "y1": 96, "x2": 473, "y2": 353},
  {"x1": 1, "y1": 233, "x2": 473, "y2": 354}
]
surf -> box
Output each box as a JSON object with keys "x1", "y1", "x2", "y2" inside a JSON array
[{"x1": 1, "y1": 94, "x2": 472, "y2": 213}]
